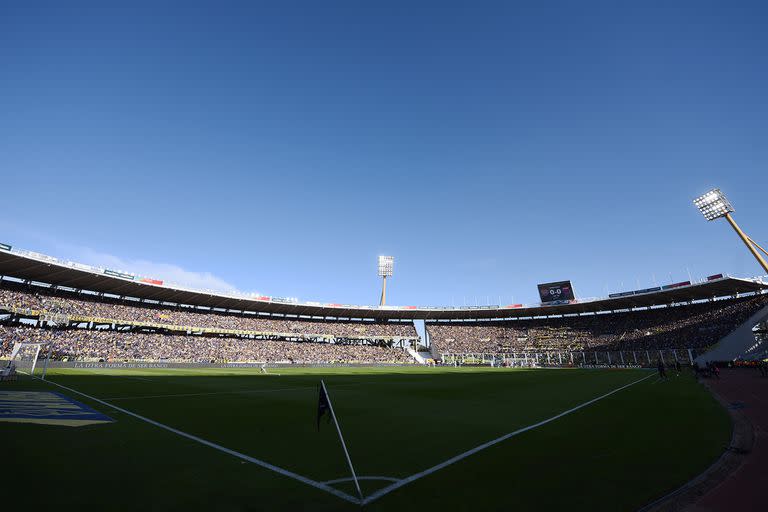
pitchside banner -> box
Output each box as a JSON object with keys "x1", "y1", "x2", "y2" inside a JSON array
[
  {"x1": 538, "y1": 280, "x2": 575, "y2": 303},
  {"x1": 661, "y1": 281, "x2": 691, "y2": 291},
  {"x1": 608, "y1": 286, "x2": 662, "y2": 298},
  {"x1": 104, "y1": 269, "x2": 134, "y2": 280}
]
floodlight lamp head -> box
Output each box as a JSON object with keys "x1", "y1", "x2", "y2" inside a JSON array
[
  {"x1": 378, "y1": 255, "x2": 394, "y2": 278},
  {"x1": 693, "y1": 188, "x2": 734, "y2": 221}
]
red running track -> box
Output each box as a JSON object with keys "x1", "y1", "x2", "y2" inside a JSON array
[{"x1": 689, "y1": 369, "x2": 768, "y2": 511}]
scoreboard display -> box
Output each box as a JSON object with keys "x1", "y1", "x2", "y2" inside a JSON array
[{"x1": 537, "y1": 280, "x2": 575, "y2": 303}]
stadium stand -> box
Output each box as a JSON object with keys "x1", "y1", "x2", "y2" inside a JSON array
[
  {"x1": 2, "y1": 278, "x2": 766, "y2": 364},
  {"x1": 0, "y1": 284, "x2": 417, "y2": 341},
  {"x1": 0, "y1": 281, "x2": 417, "y2": 364},
  {"x1": 0, "y1": 325, "x2": 412, "y2": 364},
  {"x1": 427, "y1": 294, "x2": 768, "y2": 356},
  {"x1": 1, "y1": 245, "x2": 767, "y2": 365}
]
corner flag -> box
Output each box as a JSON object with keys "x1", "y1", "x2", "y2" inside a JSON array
[
  {"x1": 317, "y1": 382, "x2": 331, "y2": 431},
  {"x1": 316, "y1": 380, "x2": 364, "y2": 500}
]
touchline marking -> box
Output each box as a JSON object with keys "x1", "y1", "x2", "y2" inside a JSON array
[
  {"x1": 88, "y1": 371, "x2": 153, "y2": 382},
  {"x1": 35, "y1": 376, "x2": 361, "y2": 505},
  {"x1": 28, "y1": 371, "x2": 652, "y2": 507},
  {"x1": 72, "y1": 368, "x2": 155, "y2": 382},
  {"x1": 360, "y1": 372, "x2": 655, "y2": 506}
]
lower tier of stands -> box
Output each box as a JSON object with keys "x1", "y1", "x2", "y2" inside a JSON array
[
  {"x1": 427, "y1": 294, "x2": 768, "y2": 355},
  {"x1": 0, "y1": 283, "x2": 418, "y2": 342},
  {"x1": 441, "y1": 348, "x2": 699, "y2": 367},
  {"x1": 3, "y1": 282, "x2": 765, "y2": 365},
  {"x1": 0, "y1": 325, "x2": 413, "y2": 364}
]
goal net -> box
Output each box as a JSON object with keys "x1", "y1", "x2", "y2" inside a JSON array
[{"x1": 5, "y1": 342, "x2": 51, "y2": 379}]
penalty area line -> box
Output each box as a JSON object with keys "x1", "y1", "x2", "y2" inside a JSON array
[
  {"x1": 33, "y1": 375, "x2": 361, "y2": 505},
  {"x1": 361, "y1": 372, "x2": 655, "y2": 506}
]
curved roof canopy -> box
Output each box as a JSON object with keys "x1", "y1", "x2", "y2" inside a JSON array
[{"x1": 0, "y1": 246, "x2": 765, "y2": 321}]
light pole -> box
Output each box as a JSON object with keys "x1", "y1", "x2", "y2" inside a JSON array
[
  {"x1": 378, "y1": 255, "x2": 394, "y2": 306},
  {"x1": 693, "y1": 188, "x2": 768, "y2": 273}
]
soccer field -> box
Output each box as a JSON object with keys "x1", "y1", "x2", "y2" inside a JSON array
[{"x1": 5, "y1": 367, "x2": 729, "y2": 511}]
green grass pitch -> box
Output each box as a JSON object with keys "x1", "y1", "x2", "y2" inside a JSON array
[{"x1": 4, "y1": 366, "x2": 729, "y2": 511}]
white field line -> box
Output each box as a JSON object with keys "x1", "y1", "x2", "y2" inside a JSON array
[
  {"x1": 28, "y1": 371, "x2": 653, "y2": 507},
  {"x1": 89, "y1": 372, "x2": 153, "y2": 382},
  {"x1": 323, "y1": 476, "x2": 400, "y2": 485},
  {"x1": 69, "y1": 368, "x2": 155, "y2": 382},
  {"x1": 35, "y1": 376, "x2": 361, "y2": 505},
  {"x1": 360, "y1": 372, "x2": 655, "y2": 506}
]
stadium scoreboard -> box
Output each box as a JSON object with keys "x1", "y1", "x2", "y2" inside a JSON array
[{"x1": 538, "y1": 281, "x2": 575, "y2": 304}]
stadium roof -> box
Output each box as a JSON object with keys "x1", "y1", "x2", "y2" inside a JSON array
[{"x1": 0, "y1": 244, "x2": 765, "y2": 321}]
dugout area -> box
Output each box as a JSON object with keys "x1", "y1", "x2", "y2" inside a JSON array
[{"x1": 3, "y1": 366, "x2": 729, "y2": 511}]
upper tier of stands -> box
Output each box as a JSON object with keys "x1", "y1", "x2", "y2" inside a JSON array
[{"x1": 0, "y1": 283, "x2": 417, "y2": 342}]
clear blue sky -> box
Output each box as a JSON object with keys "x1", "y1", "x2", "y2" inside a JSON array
[{"x1": 1, "y1": 1, "x2": 766, "y2": 307}]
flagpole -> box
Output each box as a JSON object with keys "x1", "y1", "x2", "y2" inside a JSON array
[{"x1": 321, "y1": 380, "x2": 364, "y2": 500}]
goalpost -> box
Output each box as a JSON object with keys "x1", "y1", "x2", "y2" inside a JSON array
[
  {"x1": 3, "y1": 314, "x2": 65, "y2": 381},
  {"x1": 5, "y1": 342, "x2": 52, "y2": 380}
]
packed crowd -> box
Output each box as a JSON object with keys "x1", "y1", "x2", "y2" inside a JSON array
[
  {"x1": 4, "y1": 280, "x2": 766, "y2": 363},
  {"x1": 0, "y1": 285, "x2": 417, "y2": 339},
  {"x1": 0, "y1": 325, "x2": 413, "y2": 364},
  {"x1": 428, "y1": 294, "x2": 768, "y2": 355}
]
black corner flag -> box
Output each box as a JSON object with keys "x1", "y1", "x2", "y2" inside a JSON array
[
  {"x1": 315, "y1": 380, "x2": 364, "y2": 500},
  {"x1": 317, "y1": 382, "x2": 331, "y2": 431}
]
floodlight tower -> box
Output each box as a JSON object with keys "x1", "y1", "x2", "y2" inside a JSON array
[
  {"x1": 378, "y1": 255, "x2": 394, "y2": 306},
  {"x1": 693, "y1": 188, "x2": 768, "y2": 273}
]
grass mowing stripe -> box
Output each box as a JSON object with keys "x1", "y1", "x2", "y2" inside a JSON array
[
  {"x1": 361, "y1": 372, "x2": 655, "y2": 506},
  {"x1": 101, "y1": 385, "x2": 320, "y2": 401},
  {"x1": 34, "y1": 375, "x2": 362, "y2": 505},
  {"x1": 100, "y1": 381, "x2": 363, "y2": 401}
]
